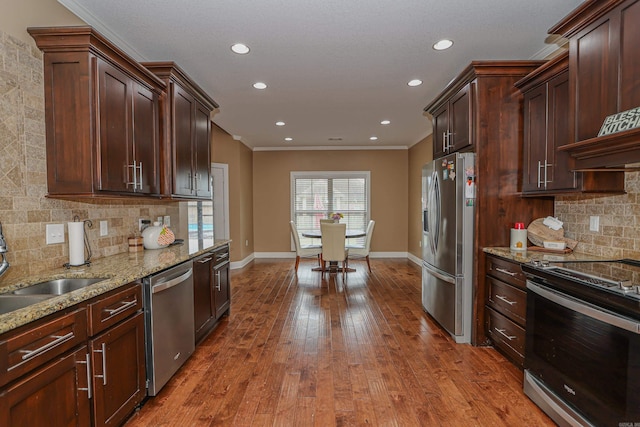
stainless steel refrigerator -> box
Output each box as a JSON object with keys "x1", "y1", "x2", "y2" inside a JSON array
[{"x1": 422, "y1": 152, "x2": 476, "y2": 343}]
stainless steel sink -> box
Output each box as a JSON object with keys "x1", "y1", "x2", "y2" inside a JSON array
[
  {"x1": 0, "y1": 294, "x2": 54, "y2": 315},
  {"x1": 12, "y1": 278, "x2": 107, "y2": 295}
]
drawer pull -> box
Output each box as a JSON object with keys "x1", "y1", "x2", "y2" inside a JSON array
[
  {"x1": 215, "y1": 271, "x2": 221, "y2": 291},
  {"x1": 78, "y1": 352, "x2": 92, "y2": 398},
  {"x1": 495, "y1": 328, "x2": 516, "y2": 341},
  {"x1": 495, "y1": 267, "x2": 517, "y2": 277},
  {"x1": 218, "y1": 252, "x2": 229, "y2": 260},
  {"x1": 20, "y1": 331, "x2": 75, "y2": 361},
  {"x1": 94, "y1": 342, "x2": 107, "y2": 385},
  {"x1": 198, "y1": 257, "x2": 212, "y2": 264},
  {"x1": 495, "y1": 294, "x2": 517, "y2": 306},
  {"x1": 103, "y1": 299, "x2": 137, "y2": 317}
]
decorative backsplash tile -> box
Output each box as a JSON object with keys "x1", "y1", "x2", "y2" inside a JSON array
[
  {"x1": 555, "y1": 171, "x2": 640, "y2": 259},
  {"x1": 0, "y1": 30, "x2": 180, "y2": 280}
]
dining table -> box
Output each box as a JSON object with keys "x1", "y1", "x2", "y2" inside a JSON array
[{"x1": 301, "y1": 228, "x2": 366, "y2": 272}]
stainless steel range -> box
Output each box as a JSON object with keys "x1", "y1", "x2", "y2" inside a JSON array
[{"x1": 522, "y1": 259, "x2": 640, "y2": 427}]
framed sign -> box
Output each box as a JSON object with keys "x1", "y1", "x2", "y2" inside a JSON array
[{"x1": 598, "y1": 106, "x2": 640, "y2": 136}]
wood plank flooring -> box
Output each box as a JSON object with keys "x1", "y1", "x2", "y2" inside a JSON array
[{"x1": 125, "y1": 258, "x2": 554, "y2": 426}]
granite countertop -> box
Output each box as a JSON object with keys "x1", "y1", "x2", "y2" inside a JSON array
[
  {"x1": 0, "y1": 239, "x2": 231, "y2": 335},
  {"x1": 483, "y1": 246, "x2": 613, "y2": 264}
]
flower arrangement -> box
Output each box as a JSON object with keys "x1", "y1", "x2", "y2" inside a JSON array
[{"x1": 330, "y1": 212, "x2": 344, "y2": 221}]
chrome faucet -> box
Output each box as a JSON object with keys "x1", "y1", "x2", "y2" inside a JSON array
[{"x1": 0, "y1": 222, "x2": 8, "y2": 278}]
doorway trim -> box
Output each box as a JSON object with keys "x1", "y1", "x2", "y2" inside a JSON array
[{"x1": 212, "y1": 162, "x2": 230, "y2": 240}]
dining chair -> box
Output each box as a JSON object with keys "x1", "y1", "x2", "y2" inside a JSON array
[
  {"x1": 290, "y1": 221, "x2": 322, "y2": 273},
  {"x1": 320, "y1": 222, "x2": 349, "y2": 278},
  {"x1": 319, "y1": 219, "x2": 334, "y2": 224},
  {"x1": 346, "y1": 220, "x2": 375, "y2": 272}
]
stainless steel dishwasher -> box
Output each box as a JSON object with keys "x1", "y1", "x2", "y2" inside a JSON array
[{"x1": 143, "y1": 260, "x2": 195, "y2": 396}]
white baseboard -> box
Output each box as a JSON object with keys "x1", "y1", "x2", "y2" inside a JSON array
[
  {"x1": 407, "y1": 252, "x2": 422, "y2": 266},
  {"x1": 230, "y1": 253, "x2": 255, "y2": 270}
]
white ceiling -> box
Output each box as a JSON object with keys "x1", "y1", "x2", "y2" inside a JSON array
[{"x1": 59, "y1": 0, "x2": 584, "y2": 150}]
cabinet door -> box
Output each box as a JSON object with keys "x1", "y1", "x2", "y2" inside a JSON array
[
  {"x1": 571, "y1": 10, "x2": 618, "y2": 142},
  {"x1": 133, "y1": 83, "x2": 160, "y2": 195},
  {"x1": 214, "y1": 262, "x2": 230, "y2": 319},
  {"x1": 619, "y1": 0, "x2": 640, "y2": 111},
  {"x1": 173, "y1": 84, "x2": 196, "y2": 197},
  {"x1": 193, "y1": 254, "x2": 215, "y2": 343},
  {"x1": 449, "y1": 84, "x2": 472, "y2": 152},
  {"x1": 0, "y1": 346, "x2": 91, "y2": 427},
  {"x1": 521, "y1": 84, "x2": 548, "y2": 193},
  {"x1": 432, "y1": 105, "x2": 449, "y2": 159},
  {"x1": 90, "y1": 312, "x2": 146, "y2": 427},
  {"x1": 194, "y1": 101, "x2": 212, "y2": 198},
  {"x1": 546, "y1": 71, "x2": 576, "y2": 191},
  {"x1": 98, "y1": 59, "x2": 134, "y2": 193}
]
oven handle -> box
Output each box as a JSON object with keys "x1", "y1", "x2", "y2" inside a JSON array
[{"x1": 527, "y1": 281, "x2": 640, "y2": 334}]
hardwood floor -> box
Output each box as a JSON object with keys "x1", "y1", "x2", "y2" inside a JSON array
[{"x1": 125, "y1": 258, "x2": 554, "y2": 426}]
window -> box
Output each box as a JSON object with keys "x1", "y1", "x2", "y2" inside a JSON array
[{"x1": 291, "y1": 171, "x2": 370, "y2": 246}]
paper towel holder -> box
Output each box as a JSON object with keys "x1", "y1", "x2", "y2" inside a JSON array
[{"x1": 63, "y1": 216, "x2": 93, "y2": 269}]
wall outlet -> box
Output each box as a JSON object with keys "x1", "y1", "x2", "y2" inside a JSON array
[
  {"x1": 100, "y1": 220, "x2": 108, "y2": 236},
  {"x1": 46, "y1": 224, "x2": 65, "y2": 244},
  {"x1": 589, "y1": 216, "x2": 600, "y2": 232},
  {"x1": 245, "y1": 240, "x2": 249, "y2": 246},
  {"x1": 164, "y1": 215, "x2": 171, "y2": 227}
]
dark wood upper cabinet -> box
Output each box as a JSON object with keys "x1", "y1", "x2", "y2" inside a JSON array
[
  {"x1": 515, "y1": 52, "x2": 624, "y2": 195},
  {"x1": 28, "y1": 26, "x2": 165, "y2": 199},
  {"x1": 428, "y1": 83, "x2": 472, "y2": 159},
  {"x1": 550, "y1": 0, "x2": 640, "y2": 168},
  {"x1": 141, "y1": 62, "x2": 218, "y2": 200}
]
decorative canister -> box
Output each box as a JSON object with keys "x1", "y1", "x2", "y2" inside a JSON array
[
  {"x1": 141, "y1": 222, "x2": 175, "y2": 249},
  {"x1": 510, "y1": 222, "x2": 527, "y2": 251}
]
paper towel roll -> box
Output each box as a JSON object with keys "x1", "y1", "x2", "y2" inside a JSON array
[{"x1": 68, "y1": 222, "x2": 85, "y2": 266}]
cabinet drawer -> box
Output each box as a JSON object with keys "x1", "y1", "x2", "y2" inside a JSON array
[
  {"x1": 486, "y1": 276, "x2": 527, "y2": 326},
  {"x1": 88, "y1": 283, "x2": 142, "y2": 336},
  {"x1": 486, "y1": 256, "x2": 525, "y2": 289},
  {"x1": 486, "y1": 307, "x2": 525, "y2": 367},
  {"x1": 0, "y1": 307, "x2": 87, "y2": 387},
  {"x1": 212, "y1": 246, "x2": 229, "y2": 266}
]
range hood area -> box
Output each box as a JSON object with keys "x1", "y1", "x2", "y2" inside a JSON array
[{"x1": 549, "y1": 0, "x2": 640, "y2": 171}]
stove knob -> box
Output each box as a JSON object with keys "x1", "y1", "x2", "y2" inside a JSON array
[
  {"x1": 530, "y1": 260, "x2": 540, "y2": 266},
  {"x1": 540, "y1": 260, "x2": 550, "y2": 267}
]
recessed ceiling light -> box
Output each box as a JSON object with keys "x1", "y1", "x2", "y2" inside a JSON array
[
  {"x1": 275, "y1": 121, "x2": 285, "y2": 126},
  {"x1": 369, "y1": 136, "x2": 378, "y2": 141},
  {"x1": 284, "y1": 137, "x2": 293, "y2": 141},
  {"x1": 328, "y1": 137, "x2": 343, "y2": 141},
  {"x1": 253, "y1": 82, "x2": 267, "y2": 89},
  {"x1": 433, "y1": 39, "x2": 454, "y2": 51},
  {"x1": 408, "y1": 79, "x2": 423, "y2": 87},
  {"x1": 231, "y1": 43, "x2": 250, "y2": 54},
  {"x1": 380, "y1": 120, "x2": 391, "y2": 125}
]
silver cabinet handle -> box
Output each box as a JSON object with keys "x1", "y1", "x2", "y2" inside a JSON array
[
  {"x1": 126, "y1": 161, "x2": 137, "y2": 189},
  {"x1": 442, "y1": 132, "x2": 447, "y2": 153},
  {"x1": 537, "y1": 160, "x2": 543, "y2": 188},
  {"x1": 78, "y1": 352, "x2": 92, "y2": 398},
  {"x1": 198, "y1": 257, "x2": 212, "y2": 264},
  {"x1": 20, "y1": 332, "x2": 74, "y2": 361},
  {"x1": 94, "y1": 342, "x2": 107, "y2": 386},
  {"x1": 495, "y1": 267, "x2": 517, "y2": 277},
  {"x1": 495, "y1": 294, "x2": 516, "y2": 305},
  {"x1": 215, "y1": 271, "x2": 221, "y2": 291},
  {"x1": 103, "y1": 299, "x2": 137, "y2": 317},
  {"x1": 495, "y1": 328, "x2": 516, "y2": 341},
  {"x1": 138, "y1": 161, "x2": 143, "y2": 190}
]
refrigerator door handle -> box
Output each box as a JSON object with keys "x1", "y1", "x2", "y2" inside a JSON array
[
  {"x1": 423, "y1": 263, "x2": 455, "y2": 284},
  {"x1": 428, "y1": 170, "x2": 441, "y2": 254}
]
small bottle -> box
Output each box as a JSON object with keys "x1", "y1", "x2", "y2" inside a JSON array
[{"x1": 510, "y1": 222, "x2": 527, "y2": 251}]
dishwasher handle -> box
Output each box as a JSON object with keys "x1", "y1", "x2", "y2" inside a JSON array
[{"x1": 152, "y1": 268, "x2": 193, "y2": 294}]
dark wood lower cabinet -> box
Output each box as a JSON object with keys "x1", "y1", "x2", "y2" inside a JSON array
[
  {"x1": 90, "y1": 312, "x2": 146, "y2": 427},
  {"x1": 194, "y1": 244, "x2": 231, "y2": 344},
  {"x1": 0, "y1": 345, "x2": 91, "y2": 427}
]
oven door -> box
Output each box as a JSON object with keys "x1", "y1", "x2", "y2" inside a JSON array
[{"x1": 525, "y1": 281, "x2": 640, "y2": 427}]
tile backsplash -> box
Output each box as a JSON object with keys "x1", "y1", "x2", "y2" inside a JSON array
[
  {"x1": 555, "y1": 171, "x2": 640, "y2": 259},
  {"x1": 0, "y1": 29, "x2": 180, "y2": 280}
]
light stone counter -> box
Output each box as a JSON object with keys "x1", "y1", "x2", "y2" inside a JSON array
[
  {"x1": 483, "y1": 246, "x2": 613, "y2": 264},
  {"x1": 0, "y1": 239, "x2": 231, "y2": 335}
]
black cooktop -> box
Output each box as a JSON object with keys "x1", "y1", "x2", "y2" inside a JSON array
[{"x1": 522, "y1": 259, "x2": 640, "y2": 319}]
